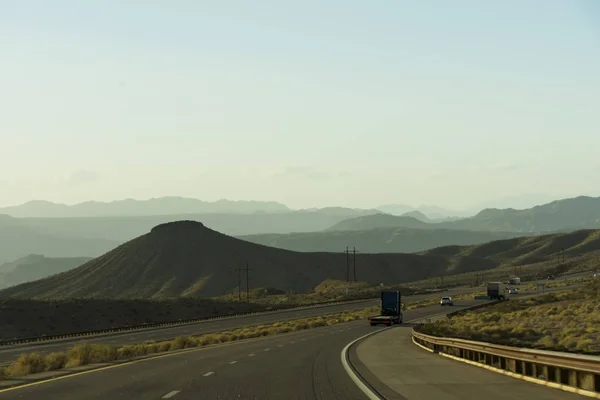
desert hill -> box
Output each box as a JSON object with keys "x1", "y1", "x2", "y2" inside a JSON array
[{"x1": 0, "y1": 221, "x2": 499, "y2": 300}]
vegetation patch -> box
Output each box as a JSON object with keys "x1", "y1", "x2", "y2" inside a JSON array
[
  {"x1": 416, "y1": 279, "x2": 600, "y2": 354},
  {"x1": 0, "y1": 306, "x2": 378, "y2": 380}
]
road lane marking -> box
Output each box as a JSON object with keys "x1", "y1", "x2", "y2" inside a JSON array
[
  {"x1": 277, "y1": 345, "x2": 283, "y2": 347},
  {"x1": 264, "y1": 348, "x2": 270, "y2": 351},
  {"x1": 248, "y1": 353, "x2": 255, "y2": 357},
  {"x1": 229, "y1": 361, "x2": 238, "y2": 364},
  {"x1": 203, "y1": 372, "x2": 214, "y2": 377},
  {"x1": 162, "y1": 390, "x2": 180, "y2": 399},
  {"x1": 341, "y1": 328, "x2": 390, "y2": 400}
]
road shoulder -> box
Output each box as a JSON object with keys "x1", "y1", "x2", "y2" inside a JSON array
[{"x1": 351, "y1": 324, "x2": 583, "y2": 400}]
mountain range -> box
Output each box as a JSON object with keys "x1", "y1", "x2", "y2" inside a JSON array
[
  {"x1": 1, "y1": 195, "x2": 600, "y2": 267},
  {"x1": 0, "y1": 198, "x2": 292, "y2": 218},
  {"x1": 329, "y1": 196, "x2": 600, "y2": 233},
  {"x1": 2, "y1": 221, "x2": 599, "y2": 300}
]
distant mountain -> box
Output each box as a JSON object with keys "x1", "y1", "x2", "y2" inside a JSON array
[
  {"x1": 326, "y1": 214, "x2": 430, "y2": 231},
  {"x1": 466, "y1": 194, "x2": 565, "y2": 214},
  {"x1": 0, "y1": 221, "x2": 501, "y2": 299},
  {"x1": 0, "y1": 216, "x2": 122, "y2": 264},
  {"x1": 0, "y1": 255, "x2": 92, "y2": 289},
  {"x1": 0, "y1": 197, "x2": 292, "y2": 218},
  {"x1": 401, "y1": 210, "x2": 430, "y2": 222},
  {"x1": 456, "y1": 196, "x2": 600, "y2": 232},
  {"x1": 333, "y1": 196, "x2": 600, "y2": 233},
  {"x1": 376, "y1": 204, "x2": 472, "y2": 219},
  {"x1": 240, "y1": 227, "x2": 528, "y2": 253}
]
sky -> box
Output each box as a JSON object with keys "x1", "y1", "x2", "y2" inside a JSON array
[{"x1": 1, "y1": 0, "x2": 599, "y2": 211}]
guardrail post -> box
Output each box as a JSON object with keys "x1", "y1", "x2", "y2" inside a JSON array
[{"x1": 577, "y1": 371, "x2": 595, "y2": 391}]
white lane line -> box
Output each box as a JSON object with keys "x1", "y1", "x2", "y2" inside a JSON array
[
  {"x1": 248, "y1": 353, "x2": 255, "y2": 357},
  {"x1": 230, "y1": 360, "x2": 238, "y2": 364},
  {"x1": 277, "y1": 344, "x2": 283, "y2": 347},
  {"x1": 203, "y1": 372, "x2": 215, "y2": 377},
  {"x1": 291, "y1": 341, "x2": 295, "y2": 344},
  {"x1": 341, "y1": 328, "x2": 390, "y2": 400},
  {"x1": 264, "y1": 348, "x2": 270, "y2": 351},
  {"x1": 162, "y1": 390, "x2": 180, "y2": 399}
]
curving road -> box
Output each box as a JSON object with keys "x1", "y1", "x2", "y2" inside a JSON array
[
  {"x1": 0, "y1": 295, "x2": 584, "y2": 400},
  {"x1": 0, "y1": 302, "x2": 481, "y2": 399}
]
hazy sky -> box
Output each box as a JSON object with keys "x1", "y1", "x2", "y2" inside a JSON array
[{"x1": 2, "y1": 0, "x2": 599, "y2": 210}]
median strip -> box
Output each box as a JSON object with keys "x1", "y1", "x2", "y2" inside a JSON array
[{"x1": 0, "y1": 306, "x2": 379, "y2": 390}]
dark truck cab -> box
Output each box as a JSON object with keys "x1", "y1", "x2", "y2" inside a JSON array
[{"x1": 368, "y1": 290, "x2": 403, "y2": 326}]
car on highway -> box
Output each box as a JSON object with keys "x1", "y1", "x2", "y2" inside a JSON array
[
  {"x1": 440, "y1": 296, "x2": 454, "y2": 306},
  {"x1": 508, "y1": 287, "x2": 518, "y2": 295}
]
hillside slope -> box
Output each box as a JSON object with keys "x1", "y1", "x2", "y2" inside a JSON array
[
  {"x1": 329, "y1": 196, "x2": 600, "y2": 233},
  {"x1": 240, "y1": 227, "x2": 527, "y2": 253},
  {"x1": 0, "y1": 221, "x2": 499, "y2": 300},
  {"x1": 0, "y1": 255, "x2": 92, "y2": 288},
  {"x1": 417, "y1": 229, "x2": 600, "y2": 276}
]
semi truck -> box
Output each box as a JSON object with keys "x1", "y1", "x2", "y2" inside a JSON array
[
  {"x1": 368, "y1": 290, "x2": 403, "y2": 326},
  {"x1": 487, "y1": 282, "x2": 506, "y2": 300},
  {"x1": 509, "y1": 277, "x2": 521, "y2": 285}
]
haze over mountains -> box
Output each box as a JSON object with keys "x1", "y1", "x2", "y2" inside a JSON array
[
  {"x1": 328, "y1": 196, "x2": 600, "y2": 233},
  {"x1": 1, "y1": 195, "x2": 600, "y2": 269},
  {"x1": 0, "y1": 255, "x2": 92, "y2": 289},
  {"x1": 2, "y1": 221, "x2": 599, "y2": 300}
]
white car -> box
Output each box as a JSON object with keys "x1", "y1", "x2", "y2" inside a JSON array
[
  {"x1": 440, "y1": 297, "x2": 454, "y2": 306},
  {"x1": 508, "y1": 287, "x2": 518, "y2": 295}
]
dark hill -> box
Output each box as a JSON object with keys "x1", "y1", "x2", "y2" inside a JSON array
[{"x1": 0, "y1": 221, "x2": 498, "y2": 300}]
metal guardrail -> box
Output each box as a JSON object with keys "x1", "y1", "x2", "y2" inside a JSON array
[
  {"x1": 0, "y1": 297, "x2": 378, "y2": 347},
  {"x1": 412, "y1": 329, "x2": 600, "y2": 397}
]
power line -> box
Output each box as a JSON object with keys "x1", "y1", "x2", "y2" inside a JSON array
[
  {"x1": 345, "y1": 247, "x2": 349, "y2": 282},
  {"x1": 353, "y1": 246, "x2": 357, "y2": 282},
  {"x1": 234, "y1": 267, "x2": 242, "y2": 301},
  {"x1": 243, "y1": 262, "x2": 252, "y2": 303}
]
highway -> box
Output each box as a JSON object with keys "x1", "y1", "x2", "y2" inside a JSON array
[
  {"x1": 0, "y1": 287, "x2": 484, "y2": 364},
  {"x1": 0, "y1": 302, "x2": 482, "y2": 399}
]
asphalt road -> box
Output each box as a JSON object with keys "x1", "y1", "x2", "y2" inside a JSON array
[
  {"x1": 351, "y1": 325, "x2": 584, "y2": 400},
  {"x1": 0, "y1": 302, "x2": 483, "y2": 400},
  {"x1": 0, "y1": 287, "x2": 484, "y2": 364}
]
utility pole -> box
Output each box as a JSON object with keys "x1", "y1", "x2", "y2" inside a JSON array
[
  {"x1": 345, "y1": 247, "x2": 349, "y2": 282},
  {"x1": 234, "y1": 267, "x2": 242, "y2": 301},
  {"x1": 353, "y1": 247, "x2": 357, "y2": 282},
  {"x1": 243, "y1": 262, "x2": 252, "y2": 303}
]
